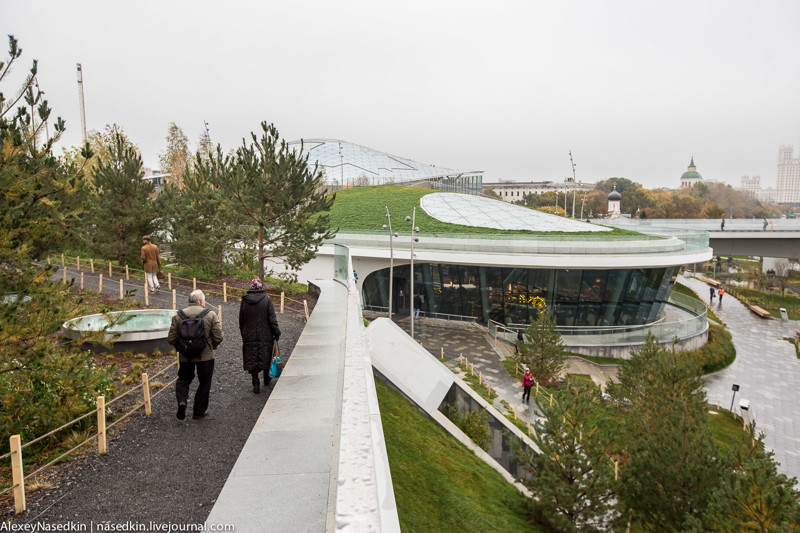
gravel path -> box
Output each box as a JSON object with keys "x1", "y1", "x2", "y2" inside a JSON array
[{"x1": 7, "y1": 268, "x2": 306, "y2": 527}]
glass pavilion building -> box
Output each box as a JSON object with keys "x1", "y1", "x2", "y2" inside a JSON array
[
  {"x1": 287, "y1": 138, "x2": 484, "y2": 195},
  {"x1": 297, "y1": 190, "x2": 712, "y2": 330}
]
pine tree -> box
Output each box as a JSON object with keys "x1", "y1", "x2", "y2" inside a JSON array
[
  {"x1": 88, "y1": 134, "x2": 156, "y2": 264},
  {"x1": 0, "y1": 36, "x2": 114, "y2": 454},
  {"x1": 160, "y1": 150, "x2": 254, "y2": 277},
  {"x1": 210, "y1": 122, "x2": 336, "y2": 279},
  {"x1": 518, "y1": 309, "x2": 568, "y2": 384},
  {"x1": 696, "y1": 431, "x2": 800, "y2": 531},
  {"x1": 611, "y1": 333, "x2": 722, "y2": 529},
  {"x1": 524, "y1": 383, "x2": 620, "y2": 532}
]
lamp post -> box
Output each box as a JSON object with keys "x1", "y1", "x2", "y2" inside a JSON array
[
  {"x1": 580, "y1": 191, "x2": 588, "y2": 220},
  {"x1": 405, "y1": 208, "x2": 420, "y2": 339},
  {"x1": 382, "y1": 206, "x2": 398, "y2": 320}
]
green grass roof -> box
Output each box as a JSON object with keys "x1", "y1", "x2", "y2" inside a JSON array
[{"x1": 327, "y1": 186, "x2": 642, "y2": 236}]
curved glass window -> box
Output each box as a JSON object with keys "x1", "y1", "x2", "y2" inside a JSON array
[{"x1": 361, "y1": 263, "x2": 675, "y2": 327}]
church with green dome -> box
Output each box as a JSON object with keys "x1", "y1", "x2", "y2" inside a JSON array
[{"x1": 679, "y1": 157, "x2": 703, "y2": 188}]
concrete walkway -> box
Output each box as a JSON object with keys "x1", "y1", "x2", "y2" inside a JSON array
[
  {"x1": 680, "y1": 275, "x2": 800, "y2": 479},
  {"x1": 363, "y1": 313, "x2": 545, "y2": 426}
]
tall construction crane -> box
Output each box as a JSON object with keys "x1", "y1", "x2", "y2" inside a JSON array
[{"x1": 76, "y1": 63, "x2": 87, "y2": 143}]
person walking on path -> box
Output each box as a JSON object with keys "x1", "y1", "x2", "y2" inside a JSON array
[
  {"x1": 763, "y1": 218, "x2": 769, "y2": 232},
  {"x1": 413, "y1": 293, "x2": 422, "y2": 319},
  {"x1": 709, "y1": 286, "x2": 716, "y2": 303},
  {"x1": 721, "y1": 216, "x2": 725, "y2": 231},
  {"x1": 718, "y1": 286, "x2": 724, "y2": 304},
  {"x1": 521, "y1": 367, "x2": 533, "y2": 404},
  {"x1": 239, "y1": 278, "x2": 281, "y2": 394},
  {"x1": 515, "y1": 328, "x2": 524, "y2": 354},
  {"x1": 168, "y1": 290, "x2": 224, "y2": 420},
  {"x1": 141, "y1": 235, "x2": 161, "y2": 293}
]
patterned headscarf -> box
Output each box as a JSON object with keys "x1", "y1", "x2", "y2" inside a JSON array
[{"x1": 250, "y1": 278, "x2": 263, "y2": 290}]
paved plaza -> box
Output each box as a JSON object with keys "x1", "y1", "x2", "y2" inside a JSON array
[{"x1": 681, "y1": 275, "x2": 800, "y2": 478}]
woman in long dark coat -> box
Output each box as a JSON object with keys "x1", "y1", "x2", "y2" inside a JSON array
[{"x1": 239, "y1": 278, "x2": 281, "y2": 393}]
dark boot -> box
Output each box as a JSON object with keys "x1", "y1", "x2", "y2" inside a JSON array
[{"x1": 252, "y1": 374, "x2": 260, "y2": 394}]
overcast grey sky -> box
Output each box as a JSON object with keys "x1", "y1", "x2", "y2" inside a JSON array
[{"x1": 3, "y1": 0, "x2": 799, "y2": 189}]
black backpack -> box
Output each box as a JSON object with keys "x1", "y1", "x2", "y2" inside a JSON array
[{"x1": 176, "y1": 308, "x2": 211, "y2": 359}]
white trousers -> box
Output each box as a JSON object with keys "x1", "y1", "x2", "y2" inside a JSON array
[{"x1": 146, "y1": 271, "x2": 160, "y2": 291}]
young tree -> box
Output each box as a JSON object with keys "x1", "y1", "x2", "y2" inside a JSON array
[
  {"x1": 159, "y1": 121, "x2": 191, "y2": 188},
  {"x1": 773, "y1": 258, "x2": 791, "y2": 297},
  {"x1": 696, "y1": 432, "x2": 800, "y2": 531},
  {"x1": 61, "y1": 123, "x2": 138, "y2": 184},
  {"x1": 87, "y1": 134, "x2": 156, "y2": 264},
  {"x1": 0, "y1": 36, "x2": 114, "y2": 453},
  {"x1": 610, "y1": 334, "x2": 722, "y2": 529},
  {"x1": 160, "y1": 150, "x2": 255, "y2": 277},
  {"x1": 211, "y1": 122, "x2": 336, "y2": 279},
  {"x1": 196, "y1": 125, "x2": 214, "y2": 166},
  {"x1": 518, "y1": 309, "x2": 568, "y2": 384},
  {"x1": 524, "y1": 383, "x2": 620, "y2": 532}
]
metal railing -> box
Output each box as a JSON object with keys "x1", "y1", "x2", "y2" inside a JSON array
[{"x1": 489, "y1": 292, "x2": 707, "y2": 346}]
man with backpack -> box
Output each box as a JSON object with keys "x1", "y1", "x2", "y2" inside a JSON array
[{"x1": 168, "y1": 290, "x2": 224, "y2": 420}]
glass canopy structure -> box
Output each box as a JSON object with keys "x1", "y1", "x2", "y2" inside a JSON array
[
  {"x1": 421, "y1": 193, "x2": 611, "y2": 232},
  {"x1": 287, "y1": 139, "x2": 483, "y2": 194}
]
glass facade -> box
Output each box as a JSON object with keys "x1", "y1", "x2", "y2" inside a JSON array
[{"x1": 361, "y1": 263, "x2": 676, "y2": 326}]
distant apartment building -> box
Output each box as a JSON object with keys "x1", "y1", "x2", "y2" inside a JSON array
[
  {"x1": 484, "y1": 179, "x2": 594, "y2": 202},
  {"x1": 737, "y1": 175, "x2": 778, "y2": 204},
  {"x1": 777, "y1": 145, "x2": 800, "y2": 204}
]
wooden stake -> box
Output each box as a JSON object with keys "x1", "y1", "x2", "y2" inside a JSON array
[
  {"x1": 488, "y1": 382, "x2": 492, "y2": 397},
  {"x1": 77, "y1": 256, "x2": 80, "y2": 270},
  {"x1": 193, "y1": 277, "x2": 196, "y2": 291},
  {"x1": 304, "y1": 299, "x2": 309, "y2": 321},
  {"x1": 280, "y1": 292, "x2": 285, "y2": 314},
  {"x1": 61, "y1": 253, "x2": 65, "y2": 268},
  {"x1": 144, "y1": 278, "x2": 149, "y2": 307},
  {"x1": 99, "y1": 274, "x2": 103, "y2": 294},
  {"x1": 223, "y1": 282, "x2": 227, "y2": 303},
  {"x1": 614, "y1": 460, "x2": 619, "y2": 480},
  {"x1": 109, "y1": 262, "x2": 112, "y2": 277},
  {"x1": 10, "y1": 435, "x2": 25, "y2": 514},
  {"x1": 460, "y1": 353, "x2": 463, "y2": 365},
  {"x1": 119, "y1": 279, "x2": 123, "y2": 299},
  {"x1": 125, "y1": 264, "x2": 129, "y2": 280},
  {"x1": 80, "y1": 272, "x2": 84, "y2": 290},
  {"x1": 47, "y1": 256, "x2": 51, "y2": 265},
  {"x1": 479, "y1": 371, "x2": 482, "y2": 385},
  {"x1": 441, "y1": 347, "x2": 444, "y2": 359},
  {"x1": 549, "y1": 393, "x2": 553, "y2": 406},
  {"x1": 717, "y1": 400, "x2": 720, "y2": 410},
  {"x1": 528, "y1": 420, "x2": 532, "y2": 435},
  {"x1": 63, "y1": 264, "x2": 66, "y2": 284},
  {"x1": 513, "y1": 405, "x2": 517, "y2": 420},
  {"x1": 142, "y1": 373, "x2": 151, "y2": 416},
  {"x1": 172, "y1": 289, "x2": 176, "y2": 311},
  {"x1": 90, "y1": 258, "x2": 94, "y2": 273},
  {"x1": 471, "y1": 362, "x2": 474, "y2": 376},
  {"x1": 218, "y1": 304, "x2": 222, "y2": 323},
  {"x1": 97, "y1": 396, "x2": 107, "y2": 454},
  {"x1": 515, "y1": 362, "x2": 519, "y2": 375},
  {"x1": 168, "y1": 272, "x2": 172, "y2": 290},
  {"x1": 536, "y1": 382, "x2": 540, "y2": 396}
]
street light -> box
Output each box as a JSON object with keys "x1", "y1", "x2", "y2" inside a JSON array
[
  {"x1": 580, "y1": 190, "x2": 588, "y2": 220},
  {"x1": 405, "y1": 208, "x2": 420, "y2": 339},
  {"x1": 382, "y1": 206, "x2": 398, "y2": 320}
]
